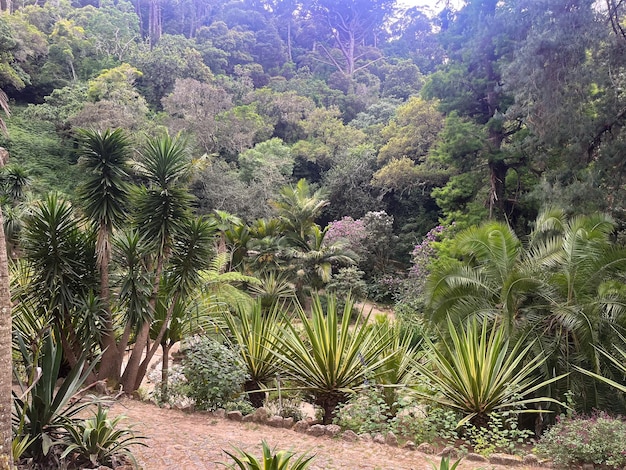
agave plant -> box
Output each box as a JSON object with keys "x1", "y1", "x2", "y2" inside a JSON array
[
  {"x1": 222, "y1": 441, "x2": 314, "y2": 470},
  {"x1": 270, "y1": 296, "x2": 394, "y2": 423},
  {"x1": 12, "y1": 330, "x2": 100, "y2": 462},
  {"x1": 221, "y1": 300, "x2": 286, "y2": 407},
  {"x1": 61, "y1": 404, "x2": 146, "y2": 467},
  {"x1": 414, "y1": 317, "x2": 565, "y2": 427}
]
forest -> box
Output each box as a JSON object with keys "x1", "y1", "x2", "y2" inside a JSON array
[{"x1": 3, "y1": 0, "x2": 626, "y2": 468}]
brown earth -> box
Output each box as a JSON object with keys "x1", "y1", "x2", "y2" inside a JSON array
[{"x1": 109, "y1": 398, "x2": 542, "y2": 470}]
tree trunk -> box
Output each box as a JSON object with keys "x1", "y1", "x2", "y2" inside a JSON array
[
  {"x1": 121, "y1": 253, "x2": 165, "y2": 393},
  {"x1": 0, "y1": 207, "x2": 13, "y2": 469},
  {"x1": 244, "y1": 380, "x2": 265, "y2": 408},
  {"x1": 160, "y1": 342, "x2": 171, "y2": 402},
  {"x1": 98, "y1": 228, "x2": 122, "y2": 384}
]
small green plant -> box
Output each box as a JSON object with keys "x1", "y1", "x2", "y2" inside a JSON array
[
  {"x1": 534, "y1": 412, "x2": 626, "y2": 469},
  {"x1": 430, "y1": 456, "x2": 462, "y2": 470},
  {"x1": 222, "y1": 441, "x2": 315, "y2": 470},
  {"x1": 61, "y1": 404, "x2": 146, "y2": 467},
  {"x1": 181, "y1": 335, "x2": 249, "y2": 410},
  {"x1": 224, "y1": 398, "x2": 256, "y2": 416},
  {"x1": 333, "y1": 387, "x2": 392, "y2": 435},
  {"x1": 464, "y1": 411, "x2": 534, "y2": 456},
  {"x1": 392, "y1": 405, "x2": 460, "y2": 445}
]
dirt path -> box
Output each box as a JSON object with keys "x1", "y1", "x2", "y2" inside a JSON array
[{"x1": 110, "y1": 399, "x2": 539, "y2": 470}]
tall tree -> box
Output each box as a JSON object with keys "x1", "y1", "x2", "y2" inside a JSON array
[
  {"x1": 423, "y1": 0, "x2": 530, "y2": 224},
  {"x1": 0, "y1": 88, "x2": 11, "y2": 470},
  {"x1": 121, "y1": 132, "x2": 194, "y2": 392},
  {"x1": 76, "y1": 127, "x2": 132, "y2": 383},
  {"x1": 304, "y1": 0, "x2": 395, "y2": 77}
]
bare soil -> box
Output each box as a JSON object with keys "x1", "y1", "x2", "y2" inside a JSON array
[{"x1": 109, "y1": 398, "x2": 540, "y2": 470}]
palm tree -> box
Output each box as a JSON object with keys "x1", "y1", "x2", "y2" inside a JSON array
[
  {"x1": 76, "y1": 127, "x2": 132, "y2": 382},
  {"x1": 21, "y1": 194, "x2": 99, "y2": 370},
  {"x1": 425, "y1": 209, "x2": 626, "y2": 410},
  {"x1": 282, "y1": 225, "x2": 357, "y2": 301},
  {"x1": 272, "y1": 179, "x2": 329, "y2": 246}
]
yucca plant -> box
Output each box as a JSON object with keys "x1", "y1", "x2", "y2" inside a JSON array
[
  {"x1": 61, "y1": 404, "x2": 146, "y2": 467},
  {"x1": 270, "y1": 296, "x2": 394, "y2": 423},
  {"x1": 222, "y1": 441, "x2": 314, "y2": 470},
  {"x1": 414, "y1": 317, "x2": 565, "y2": 427},
  {"x1": 222, "y1": 300, "x2": 286, "y2": 407}
]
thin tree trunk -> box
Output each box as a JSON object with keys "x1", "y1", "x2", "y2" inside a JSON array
[
  {"x1": 121, "y1": 253, "x2": 165, "y2": 392},
  {"x1": 0, "y1": 207, "x2": 13, "y2": 469},
  {"x1": 160, "y1": 342, "x2": 170, "y2": 402},
  {"x1": 133, "y1": 291, "x2": 180, "y2": 391}
]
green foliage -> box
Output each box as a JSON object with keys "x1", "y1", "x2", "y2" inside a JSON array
[
  {"x1": 221, "y1": 301, "x2": 286, "y2": 407},
  {"x1": 392, "y1": 406, "x2": 460, "y2": 445},
  {"x1": 222, "y1": 441, "x2": 314, "y2": 470},
  {"x1": 326, "y1": 266, "x2": 367, "y2": 305},
  {"x1": 181, "y1": 335, "x2": 248, "y2": 411},
  {"x1": 431, "y1": 456, "x2": 462, "y2": 470},
  {"x1": 535, "y1": 413, "x2": 626, "y2": 469},
  {"x1": 270, "y1": 296, "x2": 394, "y2": 423},
  {"x1": 12, "y1": 331, "x2": 99, "y2": 462},
  {"x1": 414, "y1": 317, "x2": 564, "y2": 427},
  {"x1": 61, "y1": 404, "x2": 146, "y2": 467},
  {"x1": 463, "y1": 412, "x2": 533, "y2": 457},
  {"x1": 0, "y1": 112, "x2": 79, "y2": 197},
  {"x1": 333, "y1": 387, "x2": 392, "y2": 435}
]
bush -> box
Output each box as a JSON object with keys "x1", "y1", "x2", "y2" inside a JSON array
[
  {"x1": 535, "y1": 412, "x2": 626, "y2": 469},
  {"x1": 463, "y1": 412, "x2": 533, "y2": 456},
  {"x1": 61, "y1": 405, "x2": 145, "y2": 467},
  {"x1": 181, "y1": 335, "x2": 249, "y2": 411},
  {"x1": 392, "y1": 405, "x2": 460, "y2": 445},
  {"x1": 333, "y1": 387, "x2": 392, "y2": 435}
]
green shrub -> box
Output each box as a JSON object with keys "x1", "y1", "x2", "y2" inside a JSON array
[
  {"x1": 223, "y1": 441, "x2": 315, "y2": 470},
  {"x1": 535, "y1": 412, "x2": 626, "y2": 469},
  {"x1": 392, "y1": 405, "x2": 460, "y2": 444},
  {"x1": 333, "y1": 387, "x2": 391, "y2": 435},
  {"x1": 224, "y1": 399, "x2": 256, "y2": 416},
  {"x1": 61, "y1": 405, "x2": 146, "y2": 467},
  {"x1": 181, "y1": 335, "x2": 249, "y2": 411},
  {"x1": 463, "y1": 412, "x2": 533, "y2": 456}
]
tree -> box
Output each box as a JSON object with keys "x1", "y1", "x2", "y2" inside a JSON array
[
  {"x1": 422, "y1": 0, "x2": 529, "y2": 224},
  {"x1": 425, "y1": 209, "x2": 626, "y2": 410},
  {"x1": 272, "y1": 178, "x2": 328, "y2": 246},
  {"x1": 0, "y1": 89, "x2": 11, "y2": 469},
  {"x1": 162, "y1": 78, "x2": 232, "y2": 154},
  {"x1": 303, "y1": 0, "x2": 395, "y2": 77},
  {"x1": 76, "y1": 127, "x2": 132, "y2": 383},
  {"x1": 121, "y1": 132, "x2": 195, "y2": 392}
]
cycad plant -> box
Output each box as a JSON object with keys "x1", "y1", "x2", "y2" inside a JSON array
[
  {"x1": 271, "y1": 296, "x2": 394, "y2": 423},
  {"x1": 222, "y1": 441, "x2": 314, "y2": 470},
  {"x1": 414, "y1": 317, "x2": 564, "y2": 427}
]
